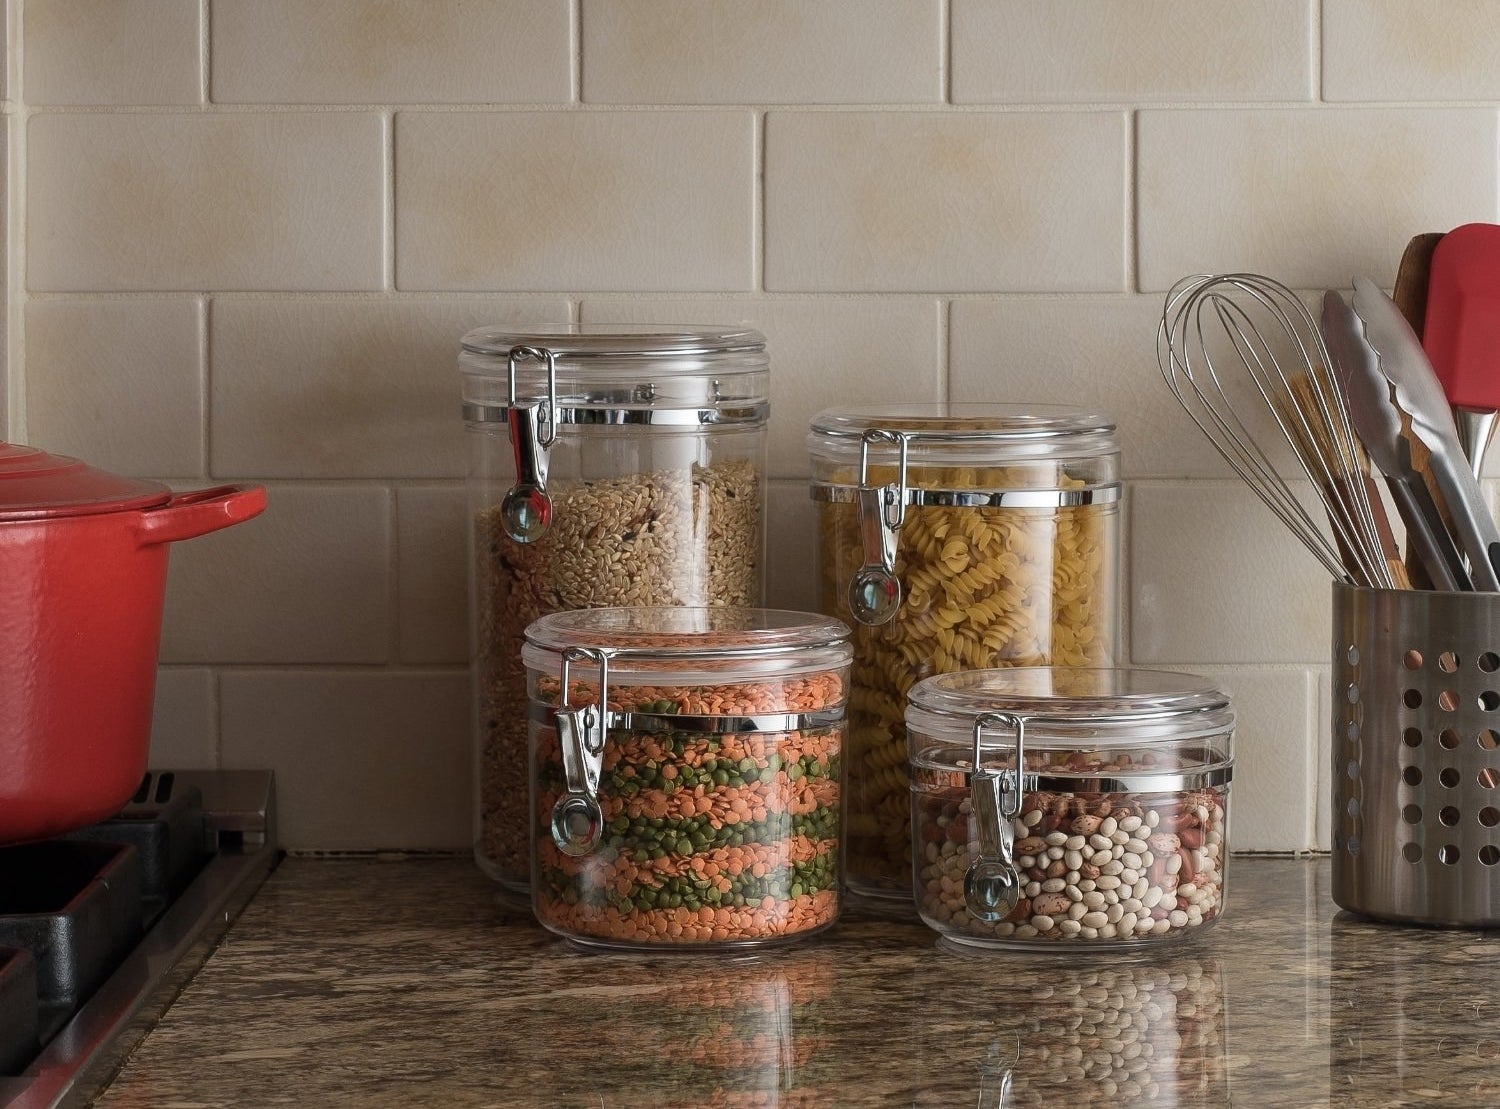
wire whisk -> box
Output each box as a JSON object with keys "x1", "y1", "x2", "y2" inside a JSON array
[{"x1": 1157, "y1": 273, "x2": 1405, "y2": 590}]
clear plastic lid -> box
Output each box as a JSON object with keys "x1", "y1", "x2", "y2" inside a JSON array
[
  {"x1": 907, "y1": 667, "x2": 1234, "y2": 750},
  {"x1": 808, "y1": 403, "x2": 1118, "y2": 470},
  {"x1": 522, "y1": 607, "x2": 852, "y2": 683},
  {"x1": 461, "y1": 324, "x2": 769, "y2": 413}
]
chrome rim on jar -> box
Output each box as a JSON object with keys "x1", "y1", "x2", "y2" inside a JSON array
[
  {"x1": 463, "y1": 325, "x2": 769, "y2": 895},
  {"x1": 906, "y1": 667, "x2": 1233, "y2": 949},
  {"x1": 808, "y1": 404, "x2": 1120, "y2": 903},
  {"x1": 523, "y1": 607, "x2": 851, "y2": 951}
]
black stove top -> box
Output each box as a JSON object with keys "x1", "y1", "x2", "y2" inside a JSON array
[{"x1": 0, "y1": 770, "x2": 277, "y2": 1108}]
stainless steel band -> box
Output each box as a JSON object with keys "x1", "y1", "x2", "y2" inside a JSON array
[
  {"x1": 988, "y1": 765, "x2": 1234, "y2": 794},
  {"x1": 810, "y1": 482, "x2": 1121, "y2": 508},
  {"x1": 531, "y1": 704, "x2": 846, "y2": 734},
  {"x1": 463, "y1": 401, "x2": 769, "y2": 427}
]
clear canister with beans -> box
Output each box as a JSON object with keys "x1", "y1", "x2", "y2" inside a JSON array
[
  {"x1": 462, "y1": 325, "x2": 769, "y2": 894},
  {"x1": 906, "y1": 667, "x2": 1233, "y2": 949},
  {"x1": 807, "y1": 404, "x2": 1120, "y2": 903},
  {"x1": 523, "y1": 607, "x2": 852, "y2": 951}
]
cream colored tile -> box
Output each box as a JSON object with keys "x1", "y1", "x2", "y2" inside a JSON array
[
  {"x1": 212, "y1": 0, "x2": 570, "y2": 104},
  {"x1": 396, "y1": 112, "x2": 754, "y2": 292},
  {"x1": 159, "y1": 484, "x2": 391, "y2": 665},
  {"x1": 220, "y1": 670, "x2": 470, "y2": 850},
  {"x1": 210, "y1": 298, "x2": 568, "y2": 479},
  {"x1": 1324, "y1": 1, "x2": 1500, "y2": 101},
  {"x1": 951, "y1": 295, "x2": 1324, "y2": 481},
  {"x1": 1130, "y1": 482, "x2": 1333, "y2": 665},
  {"x1": 25, "y1": 0, "x2": 200, "y2": 105},
  {"x1": 766, "y1": 479, "x2": 820, "y2": 614},
  {"x1": 25, "y1": 298, "x2": 203, "y2": 477},
  {"x1": 148, "y1": 667, "x2": 217, "y2": 769},
  {"x1": 1138, "y1": 109, "x2": 1498, "y2": 292},
  {"x1": 766, "y1": 112, "x2": 1126, "y2": 292},
  {"x1": 28, "y1": 112, "x2": 385, "y2": 291},
  {"x1": 953, "y1": 0, "x2": 1312, "y2": 104},
  {"x1": 582, "y1": 0, "x2": 940, "y2": 104},
  {"x1": 580, "y1": 298, "x2": 943, "y2": 478},
  {"x1": 1195, "y1": 667, "x2": 1318, "y2": 852},
  {"x1": 397, "y1": 484, "x2": 468, "y2": 666}
]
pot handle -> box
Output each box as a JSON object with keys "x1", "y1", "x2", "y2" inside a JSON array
[{"x1": 136, "y1": 484, "x2": 267, "y2": 547}]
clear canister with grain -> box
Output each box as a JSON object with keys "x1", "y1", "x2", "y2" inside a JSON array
[
  {"x1": 907, "y1": 667, "x2": 1234, "y2": 949},
  {"x1": 523, "y1": 606, "x2": 851, "y2": 951},
  {"x1": 807, "y1": 404, "x2": 1120, "y2": 902},
  {"x1": 462, "y1": 326, "x2": 769, "y2": 893}
]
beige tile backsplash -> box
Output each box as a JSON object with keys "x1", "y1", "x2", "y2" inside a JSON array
[
  {"x1": 951, "y1": 0, "x2": 1315, "y2": 104},
  {"x1": 766, "y1": 111, "x2": 1129, "y2": 292},
  {"x1": 8, "y1": 2, "x2": 1500, "y2": 852}
]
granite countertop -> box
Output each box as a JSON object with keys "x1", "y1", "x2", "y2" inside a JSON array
[{"x1": 93, "y1": 856, "x2": 1500, "y2": 1108}]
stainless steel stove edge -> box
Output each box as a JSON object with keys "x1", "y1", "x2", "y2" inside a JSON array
[{"x1": 0, "y1": 769, "x2": 279, "y2": 1109}]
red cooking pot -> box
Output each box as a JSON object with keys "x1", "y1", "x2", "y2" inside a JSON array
[{"x1": 0, "y1": 442, "x2": 266, "y2": 844}]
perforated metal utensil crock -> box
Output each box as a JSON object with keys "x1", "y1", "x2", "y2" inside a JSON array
[{"x1": 1333, "y1": 581, "x2": 1500, "y2": 926}]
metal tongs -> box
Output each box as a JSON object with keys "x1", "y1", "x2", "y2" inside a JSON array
[{"x1": 1346, "y1": 277, "x2": 1500, "y2": 590}]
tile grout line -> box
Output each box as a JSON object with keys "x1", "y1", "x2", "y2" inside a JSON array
[
  {"x1": 754, "y1": 111, "x2": 764, "y2": 293},
  {"x1": 199, "y1": 294, "x2": 211, "y2": 479},
  {"x1": 940, "y1": 0, "x2": 952, "y2": 104},
  {"x1": 199, "y1": 0, "x2": 210, "y2": 105},
  {"x1": 384, "y1": 111, "x2": 396, "y2": 292},
  {"x1": 570, "y1": 0, "x2": 582, "y2": 104}
]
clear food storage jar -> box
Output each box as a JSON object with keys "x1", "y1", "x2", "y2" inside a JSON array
[
  {"x1": 907, "y1": 668, "x2": 1233, "y2": 949},
  {"x1": 522, "y1": 607, "x2": 851, "y2": 951},
  {"x1": 808, "y1": 404, "x2": 1120, "y2": 902},
  {"x1": 463, "y1": 325, "x2": 769, "y2": 893}
]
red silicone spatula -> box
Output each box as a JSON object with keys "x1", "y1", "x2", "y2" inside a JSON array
[{"x1": 1424, "y1": 223, "x2": 1500, "y2": 476}]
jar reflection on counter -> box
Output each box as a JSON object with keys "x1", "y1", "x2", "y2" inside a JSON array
[
  {"x1": 808, "y1": 405, "x2": 1121, "y2": 903},
  {"x1": 556, "y1": 951, "x2": 839, "y2": 1108},
  {"x1": 907, "y1": 668, "x2": 1233, "y2": 949},
  {"x1": 523, "y1": 607, "x2": 851, "y2": 951},
  {"x1": 909, "y1": 957, "x2": 1230, "y2": 1107},
  {"x1": 462, "y1": 326, "x2": 770, "y2": 895}
]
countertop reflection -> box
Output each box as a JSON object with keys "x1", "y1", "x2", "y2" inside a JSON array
[{"x1": 95, "y1": 856, "x2": 1500, "y2": 1107}]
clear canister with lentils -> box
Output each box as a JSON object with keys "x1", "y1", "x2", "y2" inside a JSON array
[
  {"x1": 808, "y1": 405, "x2": 1120, "y2": 903},
  {"x1": 907, "y1": 668, "x2": 1233, "y2": 949},
  {"x1": 463, "y1": 326, "x2": 769, "y2": 894},
  {"x1": 523, "y1": 607, "x2": 851, "y2": 950}
]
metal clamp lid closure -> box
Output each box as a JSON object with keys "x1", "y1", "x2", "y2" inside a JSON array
[
  {"x1": 501, "y1": 346, "x2": 558, "y2": 543},
  {"x1": 965, "y1": 711, "x2": 1026, "y2": 923},
  {"x1": 550, "y1": 646, "x2": 609, "y2": 856},
  {"x1": 848, "y1": 428, "x2": 909, "y2": 625}
]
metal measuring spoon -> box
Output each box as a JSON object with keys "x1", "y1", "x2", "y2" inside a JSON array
[{"x1": 963, "y1": 712, "x2": 1025, "y2": 923}]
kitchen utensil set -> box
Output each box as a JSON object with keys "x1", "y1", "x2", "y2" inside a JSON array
[
  {"x1": 1158, "y1": 273, "x2": 1402, "y2": 589},
  {"x1": 1159, "y1": 242, "x2": 1500, "y2": 593}
]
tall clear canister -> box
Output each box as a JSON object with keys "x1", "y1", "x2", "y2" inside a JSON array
[{"x1": 463, "y1": 325, "x2": 769, "y2": 893}]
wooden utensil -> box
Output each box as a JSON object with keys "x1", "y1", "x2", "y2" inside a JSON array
[
  {"x1": 1393, "y1": 232, "x2": 1444, "y2": 340},
  {"x1": 1424, "y1": 223, "x2": 1500, "y2": 476}
]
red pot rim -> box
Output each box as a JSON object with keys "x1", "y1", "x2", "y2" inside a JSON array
[{"x1": 0, "y1": 441, "x2": 172, "y2": 520}]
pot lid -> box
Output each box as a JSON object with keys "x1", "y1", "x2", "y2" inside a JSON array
[{"x1": 0, "y1": 441, "x2": 172, "y2": 520}]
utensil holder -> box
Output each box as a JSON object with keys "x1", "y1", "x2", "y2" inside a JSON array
[{"x1": 1333, "y1": 581, "x2": 1500, "y2": 926}]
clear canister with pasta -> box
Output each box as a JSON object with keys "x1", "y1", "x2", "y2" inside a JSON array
[
  {"x1": 807, "y1": 404, "x2": 1120, "y2": 902},
  {"x1": 523, "y1": 606, "x2": 851, "y2": 951},
  {"x1": 463, "y1": 325, "x2": 769, "y2": 895},
  {"x1": 908, "y1": 667, "x2": 1234, "y2": 949}
]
